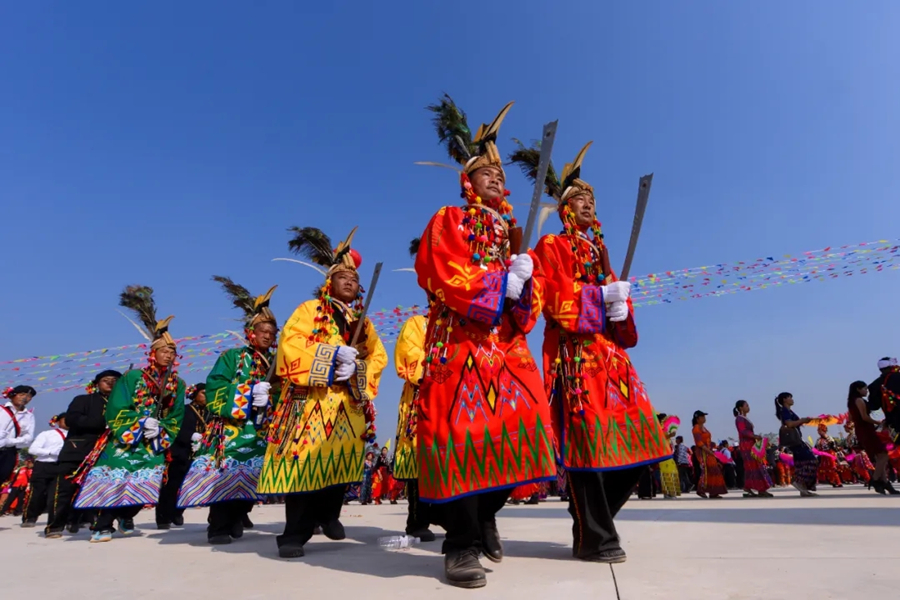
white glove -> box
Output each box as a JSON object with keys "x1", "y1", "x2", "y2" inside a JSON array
[
  {"x1": 601, "y1": 281, "x2": 631, "y2": 304},
  {"x1": 508, "y1": 254, "x2": 534, "y2": 282},
  {"x1": 506, "y1": 272, "x2": 525, "y2": 301},
  {"x1": 191, "y1": 433, "x2": 202, "y2": 443},
  {"x1": 606, "y1": 301, "x2": 629, "y2": 323},
  {"x1": 335, "y1": 361, "x2": 357, "y2": 382},
  {"x1": 252, "y1": 382, "x2": 271, "y2": 407},
  {"x1": 143, "y1": 417, "x2": 160, "y2": 439},
  {"x1": 336, "y1": 346, "x2": 359, "y2": 366}
]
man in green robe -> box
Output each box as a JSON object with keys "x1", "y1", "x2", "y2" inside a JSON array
[
  {"x1": 74, "y1": 285, "x2": 185, "y2": 543},
  {"x1": 177, "y1": 278, "x2": 278, "y2": 544}
]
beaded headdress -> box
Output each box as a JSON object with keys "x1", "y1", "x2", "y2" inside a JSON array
[
  {"x1": 509, "y1": 140, "x2": 610, "y2": 284},
  {"x1": 118, "y1": 285, "x2": 176, "y2": 352},
  {"x1": 286, "y1": 226, "x2": 365, "y2": 343}
]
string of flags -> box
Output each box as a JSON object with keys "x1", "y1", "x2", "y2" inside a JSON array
[{"x1": 3, "y1": 238, "x2": 897, "y2": 394}]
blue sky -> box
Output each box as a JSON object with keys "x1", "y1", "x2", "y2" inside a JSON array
[{"x1": 2, "y1": 1, "x2": 899, "y2": 444}]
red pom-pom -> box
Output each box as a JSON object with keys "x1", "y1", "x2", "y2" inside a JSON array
[{"x1": 349, "y1": 248, "x2": 362, "y2": 268}]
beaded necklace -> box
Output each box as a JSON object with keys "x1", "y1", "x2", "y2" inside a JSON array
[
  {"x1": 560, "y1": 197, "x2": 607, "y2": 284},
  {"x1": 309, "y1": 279, "x2": 364, "y2": 343},
  {"x1": 459, "y1": 172, "x2": 516, "y2": 267},
  {"x1": 134, "y1": 358, "x2": 179, "y2": 419}
]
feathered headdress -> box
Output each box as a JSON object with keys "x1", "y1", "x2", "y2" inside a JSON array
[
  {"x1": 287, "y1": 226, "x2": 362, "y2": 277},
  {"x1": 118, "y1": 285, "x2": 175, "y2": 351},
  {"x1": 509, "y1": 140, "x2": 609, "y2": 282},
  {"x1": 421, "y1": 95, "x2": 514, "y2": 177},
  {"x1": 508, "y1": 140, "x2": 598, "y2": 237},
  {"x1": 212, "y1": 276, "x2": 277, "y2": 329}
]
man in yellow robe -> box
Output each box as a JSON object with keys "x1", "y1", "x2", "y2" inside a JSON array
[{"x1": 258, "y1": 226, "x2": 387, "y2": 558}]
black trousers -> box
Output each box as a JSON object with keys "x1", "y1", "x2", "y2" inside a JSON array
[
  {"x1": 155, "y1": 458, "x2": 190, "y2": 525},
  {"x1": 404, "y1": 478, "x2": 434, "y2": 534},
  {"x1": 277, "y1": 486, "x2": 345, "y2": 548},
  {"x1": 23, "y1": 462, "x2": 56, "y2": 522},
  {"x1": 208, "y1": 500, "x2": 255, "y2": 538},
  {"x1": 93, "y1": 505, "x2": 143, "y2": 532},
  {"x1": 46, "y1": 460, "x2": 86, "y2": 533},
  {"x1": 441, "y1": 487, "x2": 511, "y2": 554},
  {"x1": 0, "y1": 447, "x2": 17, "y2": 486},
  {"x1": 677, "y1": 464, "x2": 694, "y2": 492},
  {"x1": 567, "y1": 467, "x2": 643, "y2": 558},
  {"x1": 636, "y1": 467, "x2": 655, "y2": 499}
]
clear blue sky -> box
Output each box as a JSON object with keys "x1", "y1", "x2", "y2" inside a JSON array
[{"x1": 2, "y1": 1, "x2": 899, "y2": 444}]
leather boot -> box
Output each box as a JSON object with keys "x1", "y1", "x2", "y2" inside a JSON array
[
  {"x1": 481, "y1": 520, "x2": 503, "y2": 563},
  {"x1": 444, "y1": 548, "x2": 486, "y2": 589}
]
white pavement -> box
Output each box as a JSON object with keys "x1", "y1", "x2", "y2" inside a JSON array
[{"x1": 2, "y1": 486, "x2": 898, "y2": 599}]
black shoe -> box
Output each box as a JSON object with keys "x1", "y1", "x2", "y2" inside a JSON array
[
  {"x1": 45, "y1": 528, "x2": 65, "y2": 539},
  {"x1": 231, "y1": 521, "x2": 244, "y2": 539},
  {"x1": 156, "y1": 522, "x2": 171, "y2": 530},
  {"x1": 66, "y1": 522, "x2": 80, "y2": 535},
  {"x1": 172, "y1": 515, "x2": 185, "y2": 527},
  {"x1": 321, "y1": 520, "x2": 346, "y2": 540},
  {"x1": 884, "y1": 481, "x2": 900, "y2": 495},
  {"x1": 241, "y1": 514, "x2": 254, "y2": 529},
  {"x1": 526, "y1": 495, "x2": 540, "y2": 505},
  {"x1": 209, "y1": 534, "x2": 232, "y2": 545},
  {"x1": 873, "y1": 480, "x2": 887, "y2": 495},
  {"x1": 444, "y1": 548, "x2": 486, "y2": 589},
  {"x1": 580, "y1": 547, "x2": 627, "y2": 564},
  {"x1": 278, "y1": 543, "x2": 305, "y2": 558},
  {"x1": 313, "y1": 525, "x2": 323, "y2": 535},
  {"x1": 481, "y1": 521, "x2": 503, "y2": 563},
  {"x1": 21, "y1": 520, "x2": 37, "y2": 528}
]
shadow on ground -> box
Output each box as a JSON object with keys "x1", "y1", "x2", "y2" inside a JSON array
[{"x1": 504, "y1": 505, "x2": 900, "y2": 527}]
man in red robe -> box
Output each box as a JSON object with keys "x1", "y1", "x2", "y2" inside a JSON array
[
  {"x1": 512, "y1": 141, "x2": 671, "y2": 563},
  {"x1": 415, "y1": 96, "x2": 556, "y2": 589}
]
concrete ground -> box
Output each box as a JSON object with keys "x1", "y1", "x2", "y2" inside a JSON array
[{"x1": 2, "y1": 485, "x2": 898, "y2": 599}]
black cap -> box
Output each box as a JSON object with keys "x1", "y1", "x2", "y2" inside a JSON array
[
  {"x1": 693, "y1": 410, "x2": 708, "y2": 419},
  {"x1": 93, "y1": 370, "x2": 123, "y2": 383}
]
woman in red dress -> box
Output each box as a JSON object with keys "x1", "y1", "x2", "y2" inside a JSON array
[
  {"x1": 847, "y1": 381, "x2": 897, "y2": 495},
  {"x1": 691, "y1": 411, "x2": 727, "y2": 498}
]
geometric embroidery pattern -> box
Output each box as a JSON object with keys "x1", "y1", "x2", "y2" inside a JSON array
[
  {"x1": 74, "y1": 465, "x2": 165, "y2": 509},
  {"x1": 467, "y1": 271, "x2": 506, "y2": 326},
  {"x1": 575, "y1": 285, "x2": 605, "y2": 334},
  {"x1": 308, "y1": 345, "x2": 336, "y2": 387}
]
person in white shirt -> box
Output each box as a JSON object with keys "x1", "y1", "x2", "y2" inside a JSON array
[
  {"x1": 22, "y1": 414, "x2": 68, "y2": 527},
  {"x1": 0, "y1": 385, "x2": 37, "y2": 486}
]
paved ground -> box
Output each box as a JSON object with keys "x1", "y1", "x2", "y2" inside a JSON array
[{"x1": 2, "y1": 485, "x2": 898, "y2": 599}]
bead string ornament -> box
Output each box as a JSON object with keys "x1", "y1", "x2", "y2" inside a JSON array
[
  {"x1": 559, "y1": 198, "x2": 607, "y2": 284},
  {"x1": 136, "y1": 355, "x2": 180, "y2": 422},
  {"x1": 547, "y1": 333, "x2": 595, "y2": 417},
  {"x1": 460, "y1": 172, "x2": 515, "y2": 267}
]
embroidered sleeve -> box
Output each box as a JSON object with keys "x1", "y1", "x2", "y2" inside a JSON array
[
  {"x1": 415, "y1": 207, "x2": 508, "y2": 326},
  {"x1": 349, "y1": 318, "x2": 388, "y2": 403}
]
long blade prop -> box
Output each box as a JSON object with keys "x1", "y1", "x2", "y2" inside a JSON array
[
  {"x1": 520, "y1": 121, "x2": 558, "y2": 252},
  {"x1": 350, "y1": 262, "x2": 383, "y2": 347},
  {"x1": 619, "y1": 174, "x2": 653, "y2": 281}
]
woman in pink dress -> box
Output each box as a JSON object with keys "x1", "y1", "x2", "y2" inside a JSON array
[{"x1": 733, "y1": 401, "x2": 773, "y2": 497}]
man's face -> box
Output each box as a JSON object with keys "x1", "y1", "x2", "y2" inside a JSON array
[
  {"x1": 331, "y1": 271, "x2": 360, "y2": 304},
  {"x1": 568, "y1": 193, "x2": 595, "y2": 227},
  {"x1": 194, "y1": 390, "x2": 207, "y2": 408},
  {"x1": 10, "y1": 393, "x2": 32, "y2": 411},
  {"x1": 469, "y1": 167, "x2": 505, "y2": 201},
  {"x1": 154, "y1": 346, "x2": 176, "y2": 368},
  {"x1": 97, "y1": 375, "x2": 119, "y2": 395},
  {"x1": 252, "y1": 322, "x2": 278, "y2": 350},
  {"x1": 58, "y1": 417, "x2": 68, "y2": 431}
]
